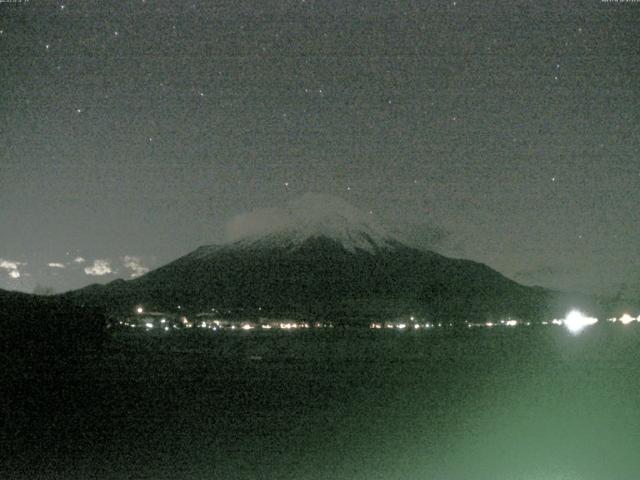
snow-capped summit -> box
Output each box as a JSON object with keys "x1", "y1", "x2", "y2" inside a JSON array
[{"x1": 224, "y1": 193, "x2": 399, "y2": 253}]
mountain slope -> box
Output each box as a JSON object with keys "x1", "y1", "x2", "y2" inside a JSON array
[
  {"x1": 136, "y1": 236, "x2": 554, "y2": 320},
  {"x1": 63, "y1": 194, "x2": 609, "y2": 323}
]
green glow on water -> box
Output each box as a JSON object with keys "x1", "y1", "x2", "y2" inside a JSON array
[{"x1": 7, "y1": 326, "x2": 640, "y2": 479}]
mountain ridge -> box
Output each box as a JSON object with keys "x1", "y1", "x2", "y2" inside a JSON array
[{"x1": 56, "y1": 194, "x2": 617, "y2": 323}]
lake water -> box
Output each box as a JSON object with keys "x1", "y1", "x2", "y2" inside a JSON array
[{"x1": 4, "y1": 325, "x2": 640, "y2": 479}]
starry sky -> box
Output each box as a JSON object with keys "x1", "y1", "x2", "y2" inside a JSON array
[{"x1": 1, "y1": 0, "x2": 639, "y2": 296}]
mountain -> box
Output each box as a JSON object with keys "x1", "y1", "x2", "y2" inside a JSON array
[{"x1": 64, "y1": 194, "x2": 603, "y2": 324}]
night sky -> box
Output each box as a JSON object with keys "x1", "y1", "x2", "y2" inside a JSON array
[{"x1": 1, "y1": 0, "x2": 639, "y2": 296}]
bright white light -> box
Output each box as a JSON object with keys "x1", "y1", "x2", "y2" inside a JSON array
[
  {"x1": 619, "y1": 313, "x2": 635, "y2": 325},
  {"x1": 164, "y1": 326, "x2": 169, "y2": 331},
  {"x1": 563, "y1": 310, "x2": 598, "y2": 334},
  {"x1": 397, "y1": 323, "x2": 406, "y2": 329},
  {"x1": 505, "y1": 320, "x2": 518, "y2": 327},
  {"x1": 241, "y1": 324, "x2": 253, "y2": 330},
  {"x1": 485, "y1": 322, "x2": 494, "y2": 328},
  {"x1": 136, "y1": 306, "x2": 144, "y2": 314},
  {"x1": 145, "y1": 322, "x2": 153, "y2": 329}
]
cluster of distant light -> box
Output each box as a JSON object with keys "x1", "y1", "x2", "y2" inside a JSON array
[
  {"x1": 607, "y1": 313, "x2": 640, "y2": 325},
  {"x1": 121, "y1": 308, "x2": 333, "y2": 332},
  {"x1": 370, "y1": 321, "x2": 442, "y2": 330},
  {"x1": 466, "y1": 319, "x2": 529, "y2": 329},
  {"x1": 193, "y1": 320, "x2": 332, "y2": 331},
  {"x1": 371, "y1": 311, "x2": 640, "y2": 335},
  {"x1": 548, "y1": 311, "x2": 639, "y2": 335},
  {"x1": 122, "y1": 307, "x2": 640, "y2": 335}
]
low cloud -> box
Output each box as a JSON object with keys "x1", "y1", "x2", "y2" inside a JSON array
[
  {"x1": 123, "y1": 256, "x2": 149, "y2": 278},
  {"x1": 225, "y1": 207, "x2": 298, "y2": 242},
  {"x1": 84, "y1": 259, "x2": 113, "y2": 276},
  {"x1": 73, "y1": 257, "x2": 86, "y2": 264},
  {"x1": 48, "y1": 262, "x2": 66, "y2": 269},
  {"x1": 389, "y1": 221, "x2": 451, "y2": 252},
  {"x1": 0, "y1": 259, "x2": 25, "y2": 279},
  {"x1": 224, "y1": 193, "x2": 390, "y2": 243}
]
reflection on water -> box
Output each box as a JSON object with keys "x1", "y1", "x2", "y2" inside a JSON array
[{"x1": 4, "y1": 325, "x2": 640, "y2": 479}]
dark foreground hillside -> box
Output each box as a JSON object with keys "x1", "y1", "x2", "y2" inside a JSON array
[
  {"x1": 0, "y1": 291, "x2": 109, "y2": 478},
  {"x1": 3, "y1": 327, "x2": 640, "y2": 480}
]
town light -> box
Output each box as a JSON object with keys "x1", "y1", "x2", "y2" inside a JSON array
[
  {"x1": 619, "y1": 313, "x2": 635, "y2": 325},
  {"x1": 563, "y1": 310, "x2": 598, "y2": 334}
]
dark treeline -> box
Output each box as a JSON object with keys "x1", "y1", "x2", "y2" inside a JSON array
[{"x1": 0, "y1": 291, "x2": 108, "y2": 359}]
